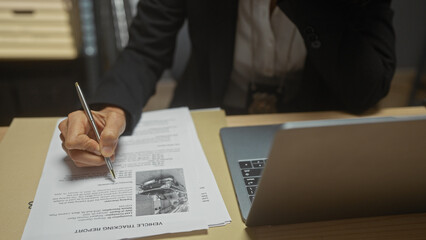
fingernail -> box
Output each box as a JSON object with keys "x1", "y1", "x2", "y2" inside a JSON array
[{"x1": 102, "y1": 146, "x2": 113, "y2": 157}]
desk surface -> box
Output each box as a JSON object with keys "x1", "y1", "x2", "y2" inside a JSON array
[
  {"x1": 0, "y1": 126, "x2": 7, "y2": 143},
  {"x1": 1, "y1": 107, "x2": 426, "y2": 240}
]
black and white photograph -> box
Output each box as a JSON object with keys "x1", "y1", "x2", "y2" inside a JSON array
[{"x1": 135, "y1": 168, "x2": 188, "y2": 216}]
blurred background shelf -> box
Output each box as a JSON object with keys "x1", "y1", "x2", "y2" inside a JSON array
[
  {"x1": 0, "y1": 0, "x2": 78, "y2": 59},
  {"x1": 0, "y1": 0, "x2": 137, "y2": 125}
]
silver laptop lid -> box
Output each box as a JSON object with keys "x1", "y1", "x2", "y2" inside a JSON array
[{"x1": 245, "y1": 115, "x2": 426, "y2": 226}]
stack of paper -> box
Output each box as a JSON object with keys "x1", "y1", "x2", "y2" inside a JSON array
[{"x1": 22, "y1": 108, "x2": 230, "y2": 239}]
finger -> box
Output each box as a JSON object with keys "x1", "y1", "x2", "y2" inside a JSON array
[
  {"x1": 65, "y1": 132, "x2": 100, "y2": 155},
  {"x1": 65, "y1": 111, "x2": 100, "y2": 155},
  {"x1": 62, "y1": 133, "x2": 103, "y2": 167},
  {"x1": 92, "y1": 110, "x2": 107, "y2": 131},
  {"x1": 58, "y1": 119, "x2": 68, "y2": 138},
  {"x1": 100, "y1": 112, "x2": 125, "y2": 157},
  {"x1": 61, "y1": 142, "x2": 70, "y2": 156},
  {"x1": 70, "y1": 152, "x2": 115, "y2": 167},
  {"x1": 74, "y1": 161, "x2": 93, "y2": 168},
  {"x1": 63, "y1": 139, "x2": 103, "y2": 167},
  {"x1": 68, "y1": 149, "x2": 106, "y2": 167}
]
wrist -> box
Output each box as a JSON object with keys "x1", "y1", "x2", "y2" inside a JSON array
[{"x1": 102, "y1": 106, "x2": 126, "y2": 116}]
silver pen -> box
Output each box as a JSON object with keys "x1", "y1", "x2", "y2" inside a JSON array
[{"x1": 74, "y1": 82, "x2": 116, "y2": 179}]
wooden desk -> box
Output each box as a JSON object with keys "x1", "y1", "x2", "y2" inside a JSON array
[
  {"x1": 0, "y1": 126, "x2": 7, "y2": 143},
  {"x1": 1, "y1": 107, "x2": 426, "y2": 240}
]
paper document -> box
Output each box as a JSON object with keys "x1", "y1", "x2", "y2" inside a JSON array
[{"x1": 22, "y1": 108, "x2": 230, "y2": 240}]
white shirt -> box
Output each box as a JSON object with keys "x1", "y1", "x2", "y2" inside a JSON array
[{"x1": 223, "y1": 0, "x2": 307, "y2": 109}]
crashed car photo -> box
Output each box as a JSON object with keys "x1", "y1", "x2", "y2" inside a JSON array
[{"x1": 135, "y1": 169, "x2": 188, "y2": 216}]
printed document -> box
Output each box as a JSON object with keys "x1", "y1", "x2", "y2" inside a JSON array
[{"x1": 22, "y1": 108, "x2": 230, "y2": 240}]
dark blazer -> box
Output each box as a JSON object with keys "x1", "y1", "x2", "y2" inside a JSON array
[{"x1": 92, "y1": 0, "x2": 395, "y2": 133}]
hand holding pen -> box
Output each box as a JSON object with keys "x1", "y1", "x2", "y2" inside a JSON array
[{"x1": 58, "y1": 83, "x2": 126, "y2": 179}]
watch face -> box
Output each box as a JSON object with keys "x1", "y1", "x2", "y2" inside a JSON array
[
  {"x1": 247, "y1": 82, "x2": 283, "y2": 114},
  {"x1": 248, "y1": 92, "x2": 278, "y2": 114}
]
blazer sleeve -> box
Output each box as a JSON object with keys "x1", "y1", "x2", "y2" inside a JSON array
[
  {"x1": 90, "y1": 0, "x2": 186, "y2": 134},
  {"x1": 277, "y1": 0, "x2": 396, "y2": 113}
]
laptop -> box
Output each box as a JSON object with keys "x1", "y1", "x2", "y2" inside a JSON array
[{"x1": 220, "y1": 115, "x2": 426, "y2": 226}]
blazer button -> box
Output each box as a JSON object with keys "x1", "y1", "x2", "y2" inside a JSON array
[
  {"x1": 305, "y1": 26, "x2": 321, "y2": 49},
  {"x1": 308, "y1": 34, "x2": 318, "y2": 42},
  {"x1": 311, "y1": 40, "x2": 321, "y2": 49},
  {"x1": 304, "y1": 26, "x2": 315, "y2": 34}
]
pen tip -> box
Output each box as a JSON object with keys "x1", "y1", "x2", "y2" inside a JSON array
[{"x1": 111, "y1": 170, "x2": 116, "y2": 179}]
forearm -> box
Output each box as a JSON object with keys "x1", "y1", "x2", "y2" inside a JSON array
[
  {"x1": 89, "y1": 0, "x2": 186, "y2": 133},
  {"x1": 90, "y1": 49, "x2": 161, "y2": 135}
]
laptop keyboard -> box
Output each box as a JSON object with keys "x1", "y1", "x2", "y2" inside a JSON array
[{"x1": 238, "y1": 158, "x2": 267, "y2": 203}]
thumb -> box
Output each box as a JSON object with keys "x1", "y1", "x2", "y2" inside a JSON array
[{"x1": 100, "y1": 112, "x2": 126, "y2": 157}]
